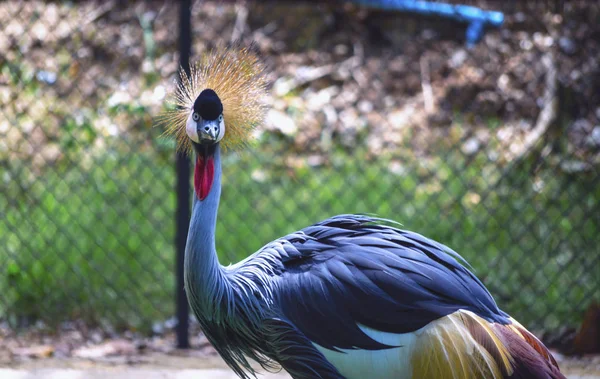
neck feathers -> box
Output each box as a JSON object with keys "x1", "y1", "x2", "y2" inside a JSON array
[{"x1": 184, "y1": 146, "x2": 230, "y2": 320}]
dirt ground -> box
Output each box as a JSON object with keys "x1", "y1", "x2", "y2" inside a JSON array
[
  {"x1": 1, "y1": 327, "x2": 598, "y2": 378},
  {"x1": 1, "y1": 328, "x2": 599, "y2": 379},
  {"x1": 1, "y1": 350, "x2": 599, "y2": 379}
]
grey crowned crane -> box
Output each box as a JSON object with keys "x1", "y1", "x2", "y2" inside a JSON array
[{"x1": 160, "y1": 46, "x2": 564, "y2": 379}]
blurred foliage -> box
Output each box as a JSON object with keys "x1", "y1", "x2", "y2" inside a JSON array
[{"x1": 1, "y1": 1, "x2": 599, "y2": 335}]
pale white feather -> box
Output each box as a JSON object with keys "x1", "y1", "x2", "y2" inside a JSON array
[
  {"x1": 186, "y1": 112, "x2": 199, "y2": 143},
  {"x1": 314, "y1": 324, "x2": 418, "y2": 379}
]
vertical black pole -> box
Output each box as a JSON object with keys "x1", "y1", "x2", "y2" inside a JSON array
[{"x1": 175, "y1": 0, "x2": 191, "y2": 349}]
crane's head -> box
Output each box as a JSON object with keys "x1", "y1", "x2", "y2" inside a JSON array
[
  {"x1": 158, "y1": 45, "x2": 268, "y2": 200},
  {"x1": 159, "y1": 45, "x2": 268, "y2": 155},
  {"x1": 185, "y1": 88, "x2": 225, "y2": 146}
]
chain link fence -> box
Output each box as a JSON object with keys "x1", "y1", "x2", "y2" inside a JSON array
[{"x1": 1, "y1": 0, "x2": 598, "y2": 340}]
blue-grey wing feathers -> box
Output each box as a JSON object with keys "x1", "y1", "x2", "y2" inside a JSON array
[{"x1": 263, "y1": 214, "x2": 509, "y2": 351}]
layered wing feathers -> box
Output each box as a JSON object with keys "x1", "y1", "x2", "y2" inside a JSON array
[{"x1": 267, "y1": 215, "x2": 509, "y2": 351}]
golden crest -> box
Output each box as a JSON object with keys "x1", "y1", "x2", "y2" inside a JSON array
[{"x1": 158, "y1": 45, "x2": 268, "y2": 154}]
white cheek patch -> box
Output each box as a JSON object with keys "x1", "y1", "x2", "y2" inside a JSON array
[
  {"x1": 216, "y1": 119, "x2": 225, "y2": 142},
  {"x1": 186, "y1": 113, "x2": 199, "y2": 143}
]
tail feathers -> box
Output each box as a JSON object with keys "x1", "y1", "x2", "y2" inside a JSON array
[
  {"x1": 411, "y1": 310, "x2": 564, "y2": 379},
  {"x1": 496, "y1": 321, "x2": 565, "y2": 379},
  {"x1": 411, "y1": 310, "x2": 512, "y2": 379}
]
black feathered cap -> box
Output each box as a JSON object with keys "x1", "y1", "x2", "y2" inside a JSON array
[{"x1": 193, "y1": 89, "x2": 223, "y2": 121}]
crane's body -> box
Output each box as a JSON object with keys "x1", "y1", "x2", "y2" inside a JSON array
[{"x1": 160, "y1": 46, "x2": 564, "y2": 379}]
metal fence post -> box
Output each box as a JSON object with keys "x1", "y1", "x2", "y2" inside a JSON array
[{"x1": 175, "y1": 0, "x2": 192, "y2": 349}]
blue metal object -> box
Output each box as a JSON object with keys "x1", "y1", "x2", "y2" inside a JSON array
[{"x1": 350, "y1": 0, "x2": 504, "y2": 46}]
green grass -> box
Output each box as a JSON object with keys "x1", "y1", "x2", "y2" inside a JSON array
[
  {"x1": 1, "y1": 145, "x2": 176, "y2": 331},
  {"x1": 1, "y1": 134, "x2": 598, "y2": 333}
]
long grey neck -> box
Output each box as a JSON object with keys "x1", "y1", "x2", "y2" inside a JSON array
[{"x1": 184, "y1": 145, "x2": 230, "y2": 321}]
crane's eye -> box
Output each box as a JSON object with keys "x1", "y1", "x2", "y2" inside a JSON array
[
  {"x1": 218, "y1": 115, "x2": 223, "y2": 122},
  {"x1": 192, "y1": 112, "x2": 200, "y2": 122}
]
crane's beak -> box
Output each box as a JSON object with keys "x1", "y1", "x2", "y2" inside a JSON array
[{"x1": 197, "y1": 119, "x2": 220, "y2": 143}]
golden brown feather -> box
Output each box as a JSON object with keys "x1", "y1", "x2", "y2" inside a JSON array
[
  {"x1": 411, "y1": 310, "x2": 514, "y2": 379},
  {"x1": 157, "y1": 45, "x2": 268, "y2": 154},
  {"x1": 507, "y1": 318, "x2": 559, "y2": 368}
]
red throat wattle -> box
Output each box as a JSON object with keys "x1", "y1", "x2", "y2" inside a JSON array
[{"x1": 194, "y1": 156, "x2": 214, "y2": 200}]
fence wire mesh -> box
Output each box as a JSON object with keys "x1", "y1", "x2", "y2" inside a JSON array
[{"x1": 1, "y1": 0, "x2": 598, "y2": 340}]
